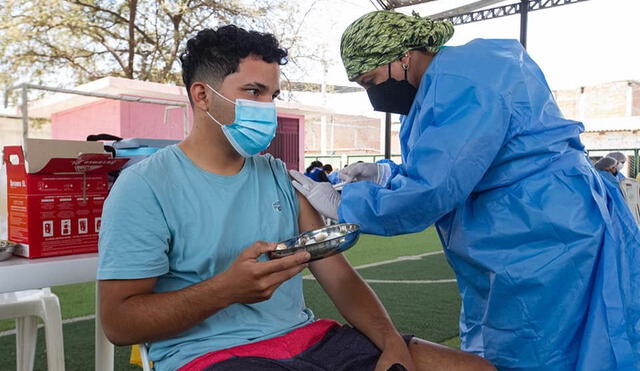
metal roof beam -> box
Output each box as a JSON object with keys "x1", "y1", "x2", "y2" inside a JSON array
[
  {"x1": 429, "y1": 0, "x2": 507, "y2": 19},
  {"x1": 437, "y1": 0, "x2": 590, "y2": 25},
  {"x1": 283, "y1": 82, "x2": 364, "y2": 94},
  {"x1": 377, "y1": 0, "x2": 438, "y2": 10}
]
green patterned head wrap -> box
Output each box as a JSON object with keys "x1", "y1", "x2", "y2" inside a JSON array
[{"x1": 340, "y1": 11, "x2": 454, "y2": 80}]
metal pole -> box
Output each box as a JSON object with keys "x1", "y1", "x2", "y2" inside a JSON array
[
  {"x1": 7, "y1": 83, "x2": 188, "y2": 109},
  {"x1": 183, "y1": 106, "x2": 189, "y2": 139},
  {"x1": 5, "y1": 82, "x2": 192, "y2": 139},
  {"x1": 429, "y1": 0, "x2": 506, "y2": 19},
  {"x1": 163, "y1": 106, "x2": 190, "y2": 139},
  {"x1": 520, "y1": 0, "x2": 529, "y2": 49},
  {"x1": 0, "y1": 113, "x2": 22, "y2": 119},
  {"x1": 384, "y1": 112, "x2": 391, "y2": 159},
  {"x1": 21, "y1": 86, "x2": 29, "y2": 142}
]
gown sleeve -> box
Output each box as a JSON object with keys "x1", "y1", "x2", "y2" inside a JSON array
[{"x1": 339, "y1": 74, "x2": 511, "y2": 235}]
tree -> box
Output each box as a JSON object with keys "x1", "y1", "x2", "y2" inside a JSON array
[{"x1": 0, "y1": 0, "x2": 319, "y2": 89}]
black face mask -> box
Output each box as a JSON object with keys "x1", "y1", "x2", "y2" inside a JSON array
[{"x1": 366, "y1": 64, "x2": 418, "y2": 115}]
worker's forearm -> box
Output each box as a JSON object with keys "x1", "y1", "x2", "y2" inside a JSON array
[{"x1": 100, "y1": 276, "x2": 231, "y2": 346}]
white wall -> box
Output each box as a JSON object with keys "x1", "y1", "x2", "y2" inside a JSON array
[{"x1": 581, "y1": 131, "x2": 640, "y2": 150}]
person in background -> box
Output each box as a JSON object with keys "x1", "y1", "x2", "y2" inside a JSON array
[
  {"x1": 595, "y1": 156, "x2": 620, "y2": 184},
  {"x1": 606, "y1": 151, "x2": 627, "y2": 180},
  {"x1": 593, "y1": 156, "x2": 640, "y2": 234},
  {"x1": 323, "y1": 164, "x2": 341, "y2": 185},
  {"x1": 304, "y1": 160, "x2": 329, "y2": 182}
]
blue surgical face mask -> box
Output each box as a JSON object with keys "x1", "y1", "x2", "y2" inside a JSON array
[{"x1": 205, "y1": 84, "x2": 278, "y2": 157}]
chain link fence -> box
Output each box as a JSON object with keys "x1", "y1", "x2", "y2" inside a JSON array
[
  {"x1": 303, "y1": 154, "x2": 402, "y2": 171},
  {"x1": 306, "y1": 148, "x2": 640, "y2": 179}
]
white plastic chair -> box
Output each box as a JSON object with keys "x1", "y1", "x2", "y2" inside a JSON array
[
  {"x1": 139, "y1": 343, "x2": 153, "y2": 371},
  {"x1": 620, "y1": 178, "x2": 640, "y2": 225},
  {"x1": 0, "y1": 288, "x2": 65, "y2": 370}
]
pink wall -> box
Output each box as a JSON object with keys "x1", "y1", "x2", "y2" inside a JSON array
[
  {"x1": 120, "y1": 100, "x2": 190, "y2": 139},
  {"x1": 51, "y1": 99, "x2": 121, "y2": 140},
  {"x1": 51, "y1": 97, "x2": 191, "y2": 141}
]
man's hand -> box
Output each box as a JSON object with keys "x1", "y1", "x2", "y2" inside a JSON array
[
  {"x1": 289, "y1": 170, "x2": 341, "y2": 220},
  {"x1": 339, "y1": 162, "x2": 391, "y2": 186},
  {"x1": 375, "y1": 336, "x2": 416, "y2": 371},
  {"x1": 99, "y1": 241, "x2": 309, "y2": 346},
  {"x1": 218, "y1": 241, "x2": 310, "y2": 304}
]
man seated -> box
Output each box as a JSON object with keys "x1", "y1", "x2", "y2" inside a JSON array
[{"x1": 97, "y1": 25, "x2": 494, "y2": 371}]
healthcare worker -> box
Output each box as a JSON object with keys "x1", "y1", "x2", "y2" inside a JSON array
[
  {"x1": 594, "y1": 157, "x2": 639, "y2": 223},
  {"x1": 607, "y1": 151, "x2": 628, "y2": 180},
  {"x1": 595, "y1": 157, "x2": 620, "y2": 181},
  {"x1": 594, "y1": 157, "x2": 623, "y2": 194},
  {"x1": 290, "y1": 11, "x2": 640, "y2": 371}
]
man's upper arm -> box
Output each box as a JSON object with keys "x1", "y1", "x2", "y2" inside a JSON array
[
  {"x1": 295, "y1": 190, "x2": 358, "y2": 283},
  {"x1": 99, "y1": 277, "x2": 157, "y2": 317},
  {"x1": 97, "y1": 169, "x2": 173, "y2": 337},
  {"x1": 296, "y1": 190, "x2": 325, "y2": 233},
  {"x1": 97, "y1": 169, "x2": 171, "y2": 280}
]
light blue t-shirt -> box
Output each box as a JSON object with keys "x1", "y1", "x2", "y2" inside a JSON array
[{"x1": 97, "y1": 145, "x2": 314, "y2": 371}]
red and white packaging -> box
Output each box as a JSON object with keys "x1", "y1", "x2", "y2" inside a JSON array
[{"x1": 3, "y1": 139, "x2": 128, "y2": 258}]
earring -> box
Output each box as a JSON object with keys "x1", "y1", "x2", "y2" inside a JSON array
[{"x1": 401, "y1": 63, "x2": 409, "y2": 71}]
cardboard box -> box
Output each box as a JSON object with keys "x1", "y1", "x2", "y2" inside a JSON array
[{"x1": 3, "y1": 139, "x2": 128, "y2": 258}]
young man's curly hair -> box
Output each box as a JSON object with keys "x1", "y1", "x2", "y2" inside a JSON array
[{"x1": 179, "y1": 25, "x2": 288, "y2": 104}]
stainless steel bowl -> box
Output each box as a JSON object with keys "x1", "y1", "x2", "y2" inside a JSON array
[
  {"x1": 0, "y1": 240, "x2": 18, "y2": 261},
  {"x1": 269, "y1": 223, "x2": 360, "y2": 261}
]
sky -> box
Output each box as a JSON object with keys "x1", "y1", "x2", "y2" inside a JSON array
[{"x1": 284, "y1": 0, "x2": 640, "y2": 115}]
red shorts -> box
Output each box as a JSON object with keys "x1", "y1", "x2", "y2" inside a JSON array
[{"x1": 178, "y1": 319, "x2": 341, "y2": 371}]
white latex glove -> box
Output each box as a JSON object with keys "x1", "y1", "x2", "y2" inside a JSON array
[
  {"x1": 289, "y1": 170, "x2": 341, "y2": 220},
  {"x1": 339, "y1": 162, "x2": 391, "y2": 186}
]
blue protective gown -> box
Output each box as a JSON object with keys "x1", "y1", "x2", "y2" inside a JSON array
[
  {"x1": 617, "y1": 171, "x2": 627, "y2": 181},
  {"x1": 338, "y1": 39, "x2": 640, "y2": 370},
  {"x1": 328, "y1": 171, "x2": 341, "y2": 185}
]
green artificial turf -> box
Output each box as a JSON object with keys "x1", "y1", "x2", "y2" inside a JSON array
[
  {"x1": 0, "y1": 320, "x2": 138, "y2": 371},
  {"x1": 342, "y1": 228, "x2": 443, "y2": 267},
  {"x1": 356, "y1": 252, "x2": 455, "y2": 281},
  {"x1": 303, "y1": 279, "x2": 461, "y2": 343}
]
